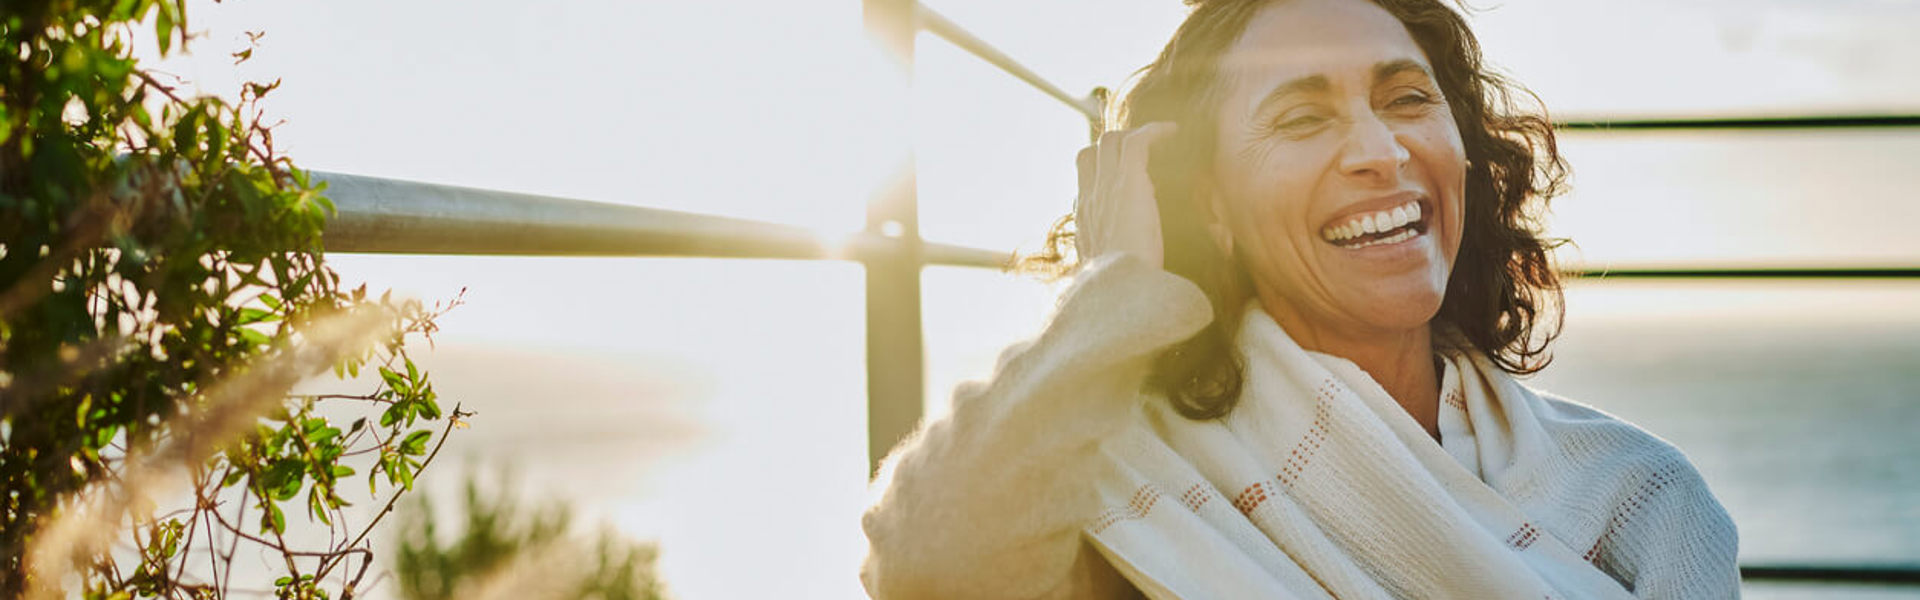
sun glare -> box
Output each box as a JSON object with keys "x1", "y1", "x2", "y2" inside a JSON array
[{"x1": 103, "y1": 0, "x2": 1920, "y2": 596}]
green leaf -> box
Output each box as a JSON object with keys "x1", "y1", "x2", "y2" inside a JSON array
[
  {"x1": 154, "y1": 2, "x2": 174, "y2": 55},
  {"x1": 380, "y1": 403, "x2": 403, "y2": 428},
  {"x1": 172, "y1": 105, "x2": 197, "y2": 152},
  {"x1": 205, "y1": 117, "x2": 226, "y2": 160},
  {"x1": 262, "y1": 459, "x2": 304, "y2": 501},
  {"x1": 238, "y1": 326, "x2": 270, "y2": 348},
  {"x1": 289, "y1": 270, "x2": 314, "y2": 299},
  {"x1": 417, "y1": 389, "x2": 442, "y2": 420},
  {"x1": 236, "y1": 306, "x2": 274, "y2": 325},
  {"x1": 156, "y1": 520, "x2": 182, "y2": 558},
  {"x1": 308, "y1": 488, "x2": 331, "y2": 525},
  {"x1": 399, "y1": 430, "x2": 431, "y2": 456},
  {"x1": 262, "y1": 501, "x2": 286, "y2": 534},
  {"x1": 378, "y1": 366, "x2": 409, "y2": 394},
  {"x1": 309, "y1": 425, "x2": 341, "y2": 446}
]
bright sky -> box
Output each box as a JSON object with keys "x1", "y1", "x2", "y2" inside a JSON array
[{"x1": 144, "y1": 0, "x2": 1919, "y2": 597}]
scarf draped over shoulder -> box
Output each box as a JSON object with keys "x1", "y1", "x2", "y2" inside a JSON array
[{"x1": 862, "y1": 253, "x2": 1740, "y2": 599}]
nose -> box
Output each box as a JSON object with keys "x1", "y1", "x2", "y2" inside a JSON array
[{"x1": 1337, "y1": 114, "x2": 1410, "y2": 182}]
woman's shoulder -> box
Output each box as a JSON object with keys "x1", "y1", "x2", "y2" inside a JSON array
[
  {"x1": 1497, "y1": 382, "x2": 1726, "y2": 519},
  {"x1": 1525, "y1": 388, "x2": 1697, "y2": 471},
  {"x1": 1527, "y1": 388, "x2": 1679, "y2": 448},
  {"x1": 1518, "y1": 390, "x2": 1742, "y2": 593}
]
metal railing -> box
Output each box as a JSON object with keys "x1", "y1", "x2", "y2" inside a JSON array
[
  {"x1": 320, "y1": 172, "x2": 1004, "y2": 267},
  {"x1": 315, "y1": 0, "x2": 1919, "y2": 587}
]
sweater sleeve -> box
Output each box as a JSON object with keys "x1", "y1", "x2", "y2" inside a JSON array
[
  {"x1": 1620, "y1": 457, "x2": 1743, "y2": 596},
  {"x1": 860, "y1": 253, "x2": 1213, "y2": 599},
  {"x1": 1592, "y1": 449, "x2": 1743, "y2": 599}
]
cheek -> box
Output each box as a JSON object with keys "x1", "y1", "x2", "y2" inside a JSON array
[
  {"x1": 1211, "y1": 133, "x2": 1342, "y2": 261},
  {"x1": 1231, "y1": 168, "x2": 1321, "y2": 255},
  {"x1": 1404, "y1": 124, "x2": 1467, "y2": 199}
]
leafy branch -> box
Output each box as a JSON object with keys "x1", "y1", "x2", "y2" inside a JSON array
[{"x1": 2, "y1": 2, "x2": 468, "y2": 599}]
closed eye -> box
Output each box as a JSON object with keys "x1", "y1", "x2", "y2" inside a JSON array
[
  {"x1": 1278, "y1": 115, "x2": 1328, "y2": 130},
  {"x1": 1262, "y1": 108, "x2": 1333, "y2": 137},
  {"x1": 1388, "y1": 92, "x2": 1435, "y2": 108}
]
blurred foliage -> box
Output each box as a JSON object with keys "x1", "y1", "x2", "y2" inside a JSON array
[
  {"x1": 1, "y1": 1, "x2": 463, "y2": 598},
  {"x1": 394, "y1": 472, "x2": 663, "y2": 600}
]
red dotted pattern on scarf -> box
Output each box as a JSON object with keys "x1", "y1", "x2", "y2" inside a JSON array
[
  {"x1": 1091, "y1": 485, "x2": 1163, "y2": 534},
  {"x1": 1583, "y1": 461, "x2": 1681, "y2": 564},
  {"x1": 1507, "y1": 522, "x2": 1541, "y2": 550}
]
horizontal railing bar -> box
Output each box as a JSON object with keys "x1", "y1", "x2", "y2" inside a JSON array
[
  {"x1": 914, "y1": 4, "x2": 1102, "y2": 124},
  {"x1": 1558, "y1": 114, "x2": 1920, "y2": 131},
  {"x1": 1742, "y1": 563, "x2": 1920, "y2": 585},
  {"x1": 1565, "y1": 267, "x2": 1920, "y2": 279},
  {"x1": 316, "y1": 171, "x2": 1008, "y2": 268},
  {"x1": 911, "y1": 1, "x2": 1920, "y2": 138},
  {"x1": 317, "y1": 171, "x2": 1915, "y2": 278}
]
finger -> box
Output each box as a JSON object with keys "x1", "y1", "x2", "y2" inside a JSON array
[
  {"x1": 1075, "y1": 145, "x2": 1097, "y2": 202},
  {"x1": 1074, "y1": 145, "x2": 1100, "y2": 258},
  {"x1": 1116, "y1": 122, "x2": 1179, "y2": 180},
  {"x1": 1092, "y1": 130, "x2": 1132, "y2": 226},
  {"x1": 1096, "y1": 130, "x2": 1127, "y2": 191}
]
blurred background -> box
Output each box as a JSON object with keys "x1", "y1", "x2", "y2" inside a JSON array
[{"x1": 148, "y1": 0, "x2": 1918, "y2": 597}]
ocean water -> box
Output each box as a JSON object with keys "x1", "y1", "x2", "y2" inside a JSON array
[
  {"x1": 1541, "y1": 280, "x2": 1920, "y2": 599},
  {"x1": 1540, "y1": 280, "x2": 1920, "y2": 568}
]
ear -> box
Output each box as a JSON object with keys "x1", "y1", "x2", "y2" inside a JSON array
[{"x1": 1194, "y1": 178, "x2": 1235, "y2": 258}]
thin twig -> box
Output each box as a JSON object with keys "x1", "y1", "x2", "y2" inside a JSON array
[{"x1": 313, "y1": 403, "x2": 469, "y2": 582}]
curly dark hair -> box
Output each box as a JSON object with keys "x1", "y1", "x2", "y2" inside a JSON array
[{"x1": 1024, "y1": 0, "x2": 1569, "y2": 420}]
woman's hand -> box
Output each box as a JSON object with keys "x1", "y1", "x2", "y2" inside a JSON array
[{"x1": 1075, "y1": 122, "x2": 1178, "y2": 271}]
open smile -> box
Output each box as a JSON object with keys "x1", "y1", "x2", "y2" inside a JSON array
[{"x1": 1318, "y1": 196, "x2": 1429, "y2": 250}]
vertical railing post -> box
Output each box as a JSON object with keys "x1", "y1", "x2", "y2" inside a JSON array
[{"x1": 863, "y1": 0, "x2": 924, "y2": 476}]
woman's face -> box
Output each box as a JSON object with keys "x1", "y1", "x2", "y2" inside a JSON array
[{"x1": 1207, "y1": 0, "x2": 1466, "y2": 339}]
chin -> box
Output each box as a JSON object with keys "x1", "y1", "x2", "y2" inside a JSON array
[{"x1": 1351, "y1": 276, "x2": 1448, "y2": 333}]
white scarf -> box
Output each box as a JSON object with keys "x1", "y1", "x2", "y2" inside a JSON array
[{"x1": 1081, "y1": 308, "x2": 1740, "y2": 598}]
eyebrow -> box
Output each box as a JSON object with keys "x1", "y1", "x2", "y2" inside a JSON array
[
  {"x1": 1373, "y1": 58, "x2": 1434, "y2": 84},
  {"x1": 1250, "y1": 59, "x2": 1436, "y2": 117},
  {"x1": 1251, "y1": 74, "x2": 1329, "y2": 118}
]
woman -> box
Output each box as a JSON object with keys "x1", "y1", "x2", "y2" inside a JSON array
[{"x1": 863, "y1": 0, "x2": 1740, "y2": 597}]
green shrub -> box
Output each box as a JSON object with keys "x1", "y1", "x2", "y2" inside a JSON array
[
  {"x1": 394, "y1": 472, "x2": 664, "y2": 600},
  {"x1": 1, "y1": 2, "x2": 462, "y2": 598}
]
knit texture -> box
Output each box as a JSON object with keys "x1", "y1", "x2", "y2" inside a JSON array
[{"x1": 861, "y1": 253, "x2": 1740, "y2": 598}]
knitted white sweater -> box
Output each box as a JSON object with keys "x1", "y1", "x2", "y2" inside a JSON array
[{"x1": 861, "y1": 254, "x2": 1740, "y2": 598}]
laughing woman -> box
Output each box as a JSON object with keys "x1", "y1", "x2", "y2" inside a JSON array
[{"x1": 861, "y1": 0, "x2": 1739, "y2": 597}]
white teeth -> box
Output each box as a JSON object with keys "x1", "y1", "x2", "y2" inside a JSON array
[
  {"x1": 1320, "y1": 199, "x2": 1425, "y2": 244},
  {"x1": 1350, "y1": 227, "x2": 1417, "y2": 249}
]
